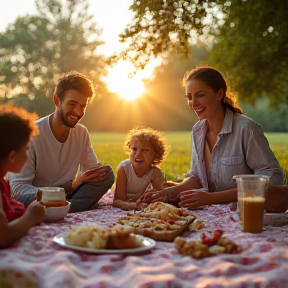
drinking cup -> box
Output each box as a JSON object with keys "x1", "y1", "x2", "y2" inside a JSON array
[
  {"x1": 233, "y1": 175, "x2": 270, "y2": 233},
  {"x1": 37, "y1": 187, "x2": 66, "y2": 207}
]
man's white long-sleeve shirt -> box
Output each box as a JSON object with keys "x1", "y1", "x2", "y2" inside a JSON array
[{"x1": 9, "y1": 115, "x2": 99, "y2": 199}]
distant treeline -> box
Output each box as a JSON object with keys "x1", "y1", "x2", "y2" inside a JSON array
[{"x1": 82, "y1": 64, "x2": 288, "y2": 133}]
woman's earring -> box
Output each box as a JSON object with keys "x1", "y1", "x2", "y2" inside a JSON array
[{"x1": 11, "y1": 155, "x2": 15, "y2": 163}]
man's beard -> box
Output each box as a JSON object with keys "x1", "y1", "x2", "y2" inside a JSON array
[{"x1": 59, "y1": 105, "x2": 81, "y2": 128}]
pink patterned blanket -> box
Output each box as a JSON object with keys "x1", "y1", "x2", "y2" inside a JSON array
[{"x1": 1, "y1": 191, "x2": 288, "y2": 288}]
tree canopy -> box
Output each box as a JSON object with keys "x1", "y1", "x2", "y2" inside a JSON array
[
  {"x1": 118, "y1": 0, "x2": 288, "y2": 106},
  {"x1": 0, "y1": 0, "x2": 105, "y2": 116}
]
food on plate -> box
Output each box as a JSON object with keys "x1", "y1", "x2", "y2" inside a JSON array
[
  {"x1": 141, "y1": 202, "x2": 190, "y2": 219},
  {"x1": 66, "y1": 225, "x2": 106, "y2": 249},
  {"x1": 106, "y1": 233, "x2": 142, "y2": 249},
  {"x1": 116, "y1": 202, "x2": 196, "y2": 242},
  {"x1": 175, "y1": 229, "x2": 241, "y2": 259},
  {"x1": 37, "y1": 188, "x2": 67, "y2": 207},
  {"x1": 189, "y1": 219, "x2": 205, "y2": 230},
  {"x1": 65, "y1": 224, "x2": 143, "y2": 249}
]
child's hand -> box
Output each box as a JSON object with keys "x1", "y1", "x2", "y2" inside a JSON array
[{"x1": 26, "y1": 201, "x2": 46, "y2": 225}]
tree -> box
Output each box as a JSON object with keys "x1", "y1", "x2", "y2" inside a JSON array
[
  {"x1": 210, "y1": 0, "x2": 288, "y2": 107},
  {"x1": 82, "y1": 45, "x2": 209, "y2": 132},
  {"x1": 0, "y1": 0, "x2": 105, "y2": 116},
  {"x1": 241, "y1": 98, "x2": 288, "y2": 132},
  {"x1": 118, "y1": 0, "x2": 288, "y2": 106}
]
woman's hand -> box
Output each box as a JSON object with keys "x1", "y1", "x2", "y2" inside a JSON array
[
  {"x1": 178, "y1": 189, "x2": 210, "y2": 209},
  {"x1": 163, "y1": 181, "x2": 179, "y2": 188},
  {"x1": 150, "y1": 189, "x2": 168, "y2": 203},
  {"x1": 147, "y1": 186, "x2": 179, "y2": 203},
  {"x1": 140, "y1": 186, "x2": 182, "y2": 204},
  {"x1": 139, "y1": 189, "x2": 168, "y2": 203},
  {"x1": 139, "y1": 189, "x2": 158, "y2": 203},
  {"x1": 134, "y1": 200, "x2": 148, "y2": 210}
]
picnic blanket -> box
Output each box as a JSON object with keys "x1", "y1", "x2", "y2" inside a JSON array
[{"x1": 1, "y1": 190, "x2": 288, "y2": 288}]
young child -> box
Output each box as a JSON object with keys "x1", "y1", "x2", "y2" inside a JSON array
[
  {"x1": 0, "y1": 105, "x2": 45, "y2": 248},
  {"x1": 113, "y1": 126, "x2": 168, "y2": 211}
]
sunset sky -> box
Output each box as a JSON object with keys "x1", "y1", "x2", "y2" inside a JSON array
[{"x1": 0, "y1": 0, "x2": 160, "y2": 100}]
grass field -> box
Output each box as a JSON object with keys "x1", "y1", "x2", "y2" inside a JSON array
[{"x1": 90, "y1": 132, "x2": 288, "y2": 181}]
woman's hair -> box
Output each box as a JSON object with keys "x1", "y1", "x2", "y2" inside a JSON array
[
  {"x1": 0, "y1": 105, "x2": 39, "y2": 161},
  {"x1": 183, "y1": 66, "x2": 243, "y2": 114},
  {"x1": 54, "y1": 71, "x2": 95, "y2": 104},
  {"x1": 125, "y1": 126, "x2": 168, "y2": 166}
]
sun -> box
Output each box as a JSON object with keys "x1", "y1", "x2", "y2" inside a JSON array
[
  {"x1": 104, "y1": 59, "x2": 162, "y2": 101},
  {"x1": 105, "y1": 61, "x2": 145, "y2": 101}
]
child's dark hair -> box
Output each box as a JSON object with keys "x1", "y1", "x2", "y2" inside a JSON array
[
  {"x1": 54, "y1": 71, "x2": 95, "y2": 103},
  {"x1": 0, "y1": 105, "x2": 38, "y2": 162},
  {"x1": 125, "y1": 126, "x2": 168, "y2": 165}
]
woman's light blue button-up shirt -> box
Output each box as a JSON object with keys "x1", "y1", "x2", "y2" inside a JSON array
[{"x1": 188, "y1": 109, "x2": 285, "y2": 192}]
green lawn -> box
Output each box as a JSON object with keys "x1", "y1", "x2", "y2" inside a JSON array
[{"x1": 90, "y1": 132, "x2": 288, "y2": 181}]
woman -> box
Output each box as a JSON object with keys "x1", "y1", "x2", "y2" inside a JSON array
[{"x1": 148, "y1": 66, "x2": 285, "y2": 209}]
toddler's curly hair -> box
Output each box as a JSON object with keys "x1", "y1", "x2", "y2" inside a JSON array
[{"x1": 125, "y1": 126, "x2": 168, "y2": 166}]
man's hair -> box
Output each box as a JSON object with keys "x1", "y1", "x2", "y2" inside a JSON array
[
  {"x1": 54, "y1": 71, "x2": 95, "y2": 103},
  {"x1": 0, "y1": 105, "x2": 38, "y2": 161}
]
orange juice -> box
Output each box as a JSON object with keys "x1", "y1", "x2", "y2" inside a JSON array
[{"x1": 242, "y1": 196, "x2": 265, "y2": 233}]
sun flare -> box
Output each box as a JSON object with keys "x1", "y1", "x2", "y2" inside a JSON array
[
  {"x1": 105, "y1": 59, "x2": 162, "y2": 101},
  {"x1": 105, "y1": 61, "x2": 145, "y2": 101}
]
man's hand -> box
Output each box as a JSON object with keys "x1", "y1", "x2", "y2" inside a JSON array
[{"x1": 72, "y1": 165, "x2": 111, "y2": 189}]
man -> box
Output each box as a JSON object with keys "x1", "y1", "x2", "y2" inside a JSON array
[{"x1": 9, "y1": 71, "x2": 115, "y2": 213}]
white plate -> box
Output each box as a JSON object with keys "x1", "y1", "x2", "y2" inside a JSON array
[{"x1": 53, "y1": 233, "x2": 156, "y2": 254}]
